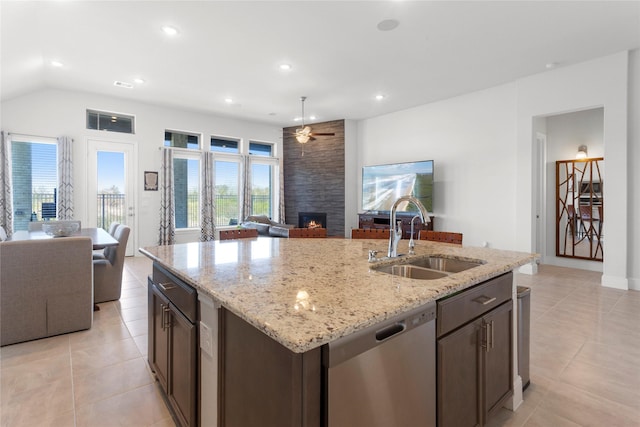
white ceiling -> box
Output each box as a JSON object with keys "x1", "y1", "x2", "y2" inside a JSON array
[{"x1": 2, "y1": 1, "x2": 639, "y2": 127}]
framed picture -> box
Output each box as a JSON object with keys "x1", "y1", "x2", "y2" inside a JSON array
[{"x1": 144, "y1": 171, "x2": 158, "y2": 191}]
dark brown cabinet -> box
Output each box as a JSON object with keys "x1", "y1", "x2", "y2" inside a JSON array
[
  {"x1": 437, "y1": 273, "x2": 513, "y2": 427},
  {"x1": 148, "y1": 269, "x2": 198, "y2": 427},
  {"x1": 219, "y1": 309, "x2": 321, "y2": 427}
]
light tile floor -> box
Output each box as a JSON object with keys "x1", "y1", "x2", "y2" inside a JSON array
[{"x1": 1, "y1": 259, "x2": 639, "y2": 426}]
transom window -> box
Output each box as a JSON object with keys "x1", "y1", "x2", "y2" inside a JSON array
[
  {"x1": 87, "y1": 109, "x2": 135, "y2": 134},
  {"x1": 165, "y1": 130, "x2": 200, "y2": 149},
  {"x1": 249, "y1": 141, "x2": 273, "y2": 157},
  {"x1": 211, "y1": 137, "x2": 240, "y2": 153}
]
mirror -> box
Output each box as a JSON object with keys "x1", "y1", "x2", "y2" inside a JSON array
[{"x1": 556, "y1": 158, "x2": 604, "y2": 260}]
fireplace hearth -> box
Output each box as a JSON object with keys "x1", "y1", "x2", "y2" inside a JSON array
[{"x1": 298, "y1": 212, "x2": 327, "y2": 229}]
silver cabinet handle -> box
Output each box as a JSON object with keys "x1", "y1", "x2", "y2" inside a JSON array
[
  {"x1": 158, "y1": 282, "x2": 177, "y2": 292},
  {"x1": 474, "y1": 295, "x2": 497, "y2": 305},
  {"x1": 162, "y1": 304, "x2": 171, "y2": 330}
]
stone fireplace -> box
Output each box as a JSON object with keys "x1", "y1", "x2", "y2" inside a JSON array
[{"x1": 298, "y1": 212, "x2": 327, "y2": 229}]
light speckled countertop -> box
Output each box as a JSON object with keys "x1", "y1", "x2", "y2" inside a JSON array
[{"x1": 140, "y1": 238, "x2": 536, "y2": 353}]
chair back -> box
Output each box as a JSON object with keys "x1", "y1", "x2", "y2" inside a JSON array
[
  {"x1": 419, "y1": 230, "x2": 463, "y2": 245},
  {"x1": 106, "y1": 225, "x2": 130, "y2": 266},
  {"x1": 108, "y1": 222, "x2": 120, "y2": 236},
  {"x1": 578, "y1": 205, "x2": 592, "y2": 220},
  {"x1": 288, "y1": 228, "x2": 327, "y2": 238},
  {"x1": 351, "y1": 228, "x2": 390, "y2": 239},
  {"x1": 219, "y1": 228, "x2": 259, "y2": 240}
]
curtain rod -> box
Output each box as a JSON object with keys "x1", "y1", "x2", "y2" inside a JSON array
[{"x1": 6, "y1": 132, "x2": 73, "y2": 142}]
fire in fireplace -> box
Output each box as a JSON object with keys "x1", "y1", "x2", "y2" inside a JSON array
[{"x1": 298, "y1": 212, "x2": 327, "y2": 229}]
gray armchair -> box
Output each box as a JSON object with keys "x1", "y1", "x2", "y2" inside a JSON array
[
  {"x1": 93, "y1": 225, "x2": 130, "y2": 303},
  {"x1": 0, "y1": 236, "x2": 93, "y2": 346}
]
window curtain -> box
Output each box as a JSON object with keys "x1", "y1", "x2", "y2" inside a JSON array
[
  {"x1": 240, "y1": 155, "x2": 252, "y2": 221},
  {"x1": 159, "y1": 148, "x2": 175, "y2": 245},
  {"x1": 200, "y1": 152, "x2": 216, "y2": 241},
  {"x1": 0, "y1": 131, "x2": 13, "y2": 237},
  {"x1": 56, "y1": 136, "x2": 74, "y2": 220}
]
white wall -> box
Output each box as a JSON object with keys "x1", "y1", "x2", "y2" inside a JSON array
[
  {"x1": 516, "y1": 51, "x2": 629, "y2": 289},
  {"x1": 356, "y1": 83, "x2": 518, "y2": 250},
  {"x1": 354, "y1": 50, "x2": 636, "y2": 289},
  {"x1": 1, "y1": 88, "x2": 282, "y2": 251}
]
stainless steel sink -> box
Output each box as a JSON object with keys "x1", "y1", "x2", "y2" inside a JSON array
[
  {"x1": 374, "y1": 264, "x2": 449, "y2": 280},
  {"x1": 405, "y1": 256, "x2": 482, "y2": 273},
  {"x1": 372, "y1": 256, "x2": 482, "y2": 280}
]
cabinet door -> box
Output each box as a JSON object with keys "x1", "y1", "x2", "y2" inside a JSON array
[
  {"x1": 437, "y1": 319, "x2": 482, "y2": 427},
  {"x1": 149, "y1": 283, "x2": 170, "y2": 392},
  {"x1": 168, "y1": 305, "x2": 197, "y2": 427},
  {"x1": 482, "y1": 301, "x2": 513, "y2": 422}
]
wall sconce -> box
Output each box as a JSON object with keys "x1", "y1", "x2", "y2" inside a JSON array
[{"x1": 576, "y1": 145, "x2": 588, "y2": 159}]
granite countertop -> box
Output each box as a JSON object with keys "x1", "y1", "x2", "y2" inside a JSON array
[{"x1": 140, "y1": 238, "x2": 536, "y2": 353}]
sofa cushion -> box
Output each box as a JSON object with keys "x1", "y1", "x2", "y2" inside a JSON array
[{"x1": 241, "y1": 221, "x2": 270, "y2": 236}]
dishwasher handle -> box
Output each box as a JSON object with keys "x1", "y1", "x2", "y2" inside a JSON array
[{"x1": 376, "y1": 322, "x2": 406, "y2": 342}]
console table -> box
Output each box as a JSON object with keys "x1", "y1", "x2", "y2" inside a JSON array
[{"x1": 358, "y1": 212, "x2": 434, "y2": 239}]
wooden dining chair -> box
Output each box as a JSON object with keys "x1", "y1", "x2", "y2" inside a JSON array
[
  {"x1": 351, "y1": 228, "x2": 390, "y2": 239},
  {"x1": 419, "y1": 230, "x2": 463, "y2": 245},
  {"x1": 219, "y1": 228, "x2": 259, "y2": 240},
  {"x1": 288, "y1": 228, "x2": 327, "y2": 238}
]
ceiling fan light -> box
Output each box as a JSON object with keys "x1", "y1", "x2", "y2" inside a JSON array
[{"x1": 296, "y1": 134, "x2": 310, "y2": 144}]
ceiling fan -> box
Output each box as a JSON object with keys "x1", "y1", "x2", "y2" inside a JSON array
[{"x1": 291, "y1": 96, "x2": 335, "y2": 144}]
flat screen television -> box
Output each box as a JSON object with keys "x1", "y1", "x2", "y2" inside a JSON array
[{"x1": 362, "y1": 160, "x2": 434, "y2": 213}]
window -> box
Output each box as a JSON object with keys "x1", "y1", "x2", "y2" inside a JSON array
[
  {"x1": 211, "y1": 137, "x2": 240, "y2": 153},
  {"x1": 87, "y1": 110, "x2": 135, "y2": 134},
  {"x1": 11, "y1": 137, "x2": 58, "y2": 230},
  {"x1": 173, "y1": 156, "x2": 200, "y2": 229},
  {"x1": 249, "y1": 141, "x2": 273, "y2": 157},
  {"x1": 215, "y1": 159, "x2": 241, "y2": 226},
  {"x1": 251, "y1": 162, "x2": 273, "y2": 217},
  {"x1": 165, "y1": 130, "x2": 200, "y2": 149}
]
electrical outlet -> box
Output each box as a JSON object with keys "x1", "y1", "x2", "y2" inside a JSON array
[{"x1": 199, "y1": 321, "x2": 213, "y2": 357}]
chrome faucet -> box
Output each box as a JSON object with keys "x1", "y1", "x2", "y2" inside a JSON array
[{"x1": 388, "y1": 196, "x2": 431, "y2": 258}]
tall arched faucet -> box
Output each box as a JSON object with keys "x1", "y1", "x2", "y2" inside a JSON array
[{"x1": 388, "y1": 196, "x2": 431, "y2": 258}]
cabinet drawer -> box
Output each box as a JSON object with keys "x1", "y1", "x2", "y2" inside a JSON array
[
  {"x1": 437, "y1": 272, "x2": 512, "y2": 337},
  {"x1": 152, "y1": 263, "x2": 198, "y2": 324}
]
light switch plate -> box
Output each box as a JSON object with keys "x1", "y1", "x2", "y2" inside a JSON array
[{"x1": 199, "y1": 321, "x2": 213, "y2": 357}]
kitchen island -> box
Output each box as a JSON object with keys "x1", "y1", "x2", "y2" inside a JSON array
[{"x1": 141, "y1": 237, "x2": 536, "y2": 427}]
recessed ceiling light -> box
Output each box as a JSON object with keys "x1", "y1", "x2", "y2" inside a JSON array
[
  {"x1": 375, "y1": 94, "x2": 386, "y2": 101},
  {"x1": 162, "y1": 25, "x2": 178, "y2": 36},
  {"x1": 293, "y1": 117, "x2": 302, "y2": 122},
  {"x1": 309, "y1": 115, "x2": 317, "y2": 121},
  {"x1": 377, "y1": 19, "x2": 399, "y2": 32},
  {"x1": 134, "y1": 78, "x2": 145, "y2": 84},
  {"x1": 279, "y1": 63, "x2": 292, "y2": 71},
  {"x1": 224, "y1": 98, "x2": 233, "y2": 104},
  {"x1": 50, "y1": 60, "x2": 64, "y2": 67},
  {"x1": 545, "y1": 62, "x2": 557, "y2": 69}
]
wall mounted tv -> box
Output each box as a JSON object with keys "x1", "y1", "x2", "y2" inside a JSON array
[{"x1": 362, "y1": 160, "x2": 434, "y2": 213}]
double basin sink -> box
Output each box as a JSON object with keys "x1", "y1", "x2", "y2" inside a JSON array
[{"x1": 372, "y1": 256, "x2": 483, "y2": 280}]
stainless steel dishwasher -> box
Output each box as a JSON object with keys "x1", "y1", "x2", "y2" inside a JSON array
[{"x1": 323, "y1": 302, "x2": 436, "y2": 427}]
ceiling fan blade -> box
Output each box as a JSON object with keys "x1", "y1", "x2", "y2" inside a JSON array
[{"x1": 309, "y1": 132, "x2": 335, "y2": 136}]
